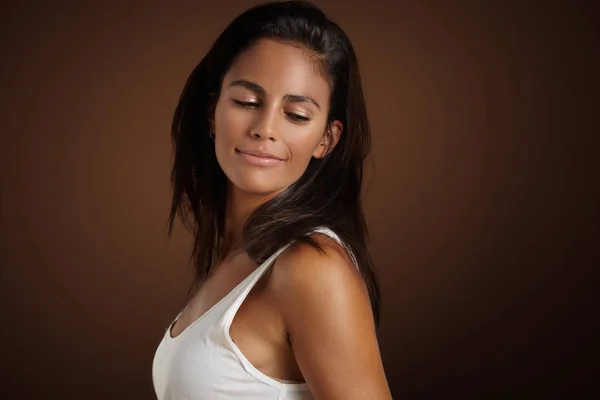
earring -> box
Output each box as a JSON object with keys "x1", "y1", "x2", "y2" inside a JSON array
[{"x1": 208, "y1": 130, "x2": 215, "y2": 141}]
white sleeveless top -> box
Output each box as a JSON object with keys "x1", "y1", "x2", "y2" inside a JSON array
[{"x1": 152, "y1": 227, "x2": 358, "y2": 400}]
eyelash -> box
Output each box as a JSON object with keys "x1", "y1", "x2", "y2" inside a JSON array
[{"x1": 232, "y1": 99, "x2": 311, "y2": 123}]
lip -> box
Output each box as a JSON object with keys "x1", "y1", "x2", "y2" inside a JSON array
[
  {"x1": 237, "y1": 149, "x2": 285, "y2": 160},
  {"x1": 236, "y1": 149, "x2": 285, "y2": 167}
]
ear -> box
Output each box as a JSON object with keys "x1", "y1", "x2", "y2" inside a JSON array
[{"x1": 313, "y1": 120, "x2": 343, "y2": 159}]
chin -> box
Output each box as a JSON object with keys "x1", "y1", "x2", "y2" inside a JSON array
[{"x1": 228, "y1": 173, "x2": 286, "y2": 196}]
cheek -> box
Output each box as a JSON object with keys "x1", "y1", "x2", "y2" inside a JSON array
[
  {"x1": 215, "y1": 104, "x2": 248, "y2": 140},
  {"x1": 285, "y1": 134, "x2": 321, "y2": 171},
  {"x1": 213, "y1": 105, "x2": 241, "y2": 175}
]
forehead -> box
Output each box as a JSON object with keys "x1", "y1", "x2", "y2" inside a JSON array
[{"x1": 223, "y1": 39, "x2": 330, "y2": 101}]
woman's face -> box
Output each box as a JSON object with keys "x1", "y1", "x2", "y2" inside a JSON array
[{"x1": 212, "y1": 38, "x2": 342, "y2": 196}]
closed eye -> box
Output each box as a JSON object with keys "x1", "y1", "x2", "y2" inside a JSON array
[
  {"x1": 233, "y1": 99, "x2": 259, "y2": 108},
  {"x1": 286, "y1": 113, "x2": 311, "y2": 122}
]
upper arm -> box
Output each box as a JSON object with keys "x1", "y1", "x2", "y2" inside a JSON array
[{"x1": 271, "y1": 235, "x2": 392, "y2": 400}]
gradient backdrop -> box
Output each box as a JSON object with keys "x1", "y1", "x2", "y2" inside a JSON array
[{"x1": 1, "y1": 0, "x2": 597, "y2": 398}]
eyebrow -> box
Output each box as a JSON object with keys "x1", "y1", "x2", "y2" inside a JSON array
[{"x1": 228, "y1": 79, "x2": 321, "y2": 110}]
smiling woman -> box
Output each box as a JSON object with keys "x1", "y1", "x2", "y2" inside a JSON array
[
  {"x1": 153, "y1": 1, "x2": 392, "y2": 399},
  {"x1": 214, "y1": 39, "x2": 342, "y2": 195}
]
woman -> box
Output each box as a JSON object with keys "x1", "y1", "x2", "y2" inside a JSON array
[{"x1": 152, "y1": 1, "x2": 392, "y2": 399}]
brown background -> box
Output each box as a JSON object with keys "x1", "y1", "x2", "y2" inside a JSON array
[{"x1": 1, "y1": 0, "x2": 597, "y2": 398}]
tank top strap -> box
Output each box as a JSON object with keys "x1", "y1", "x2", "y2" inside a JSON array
[
  {"x1": 221, "y1": 240, "x2": 295, "y2": 326},
  {"x1": 221, "y1": 226, "x2": 358, "y2": 326},
  {"x1": 309, "y1": 226, "x2": 360, "y2": 270}
]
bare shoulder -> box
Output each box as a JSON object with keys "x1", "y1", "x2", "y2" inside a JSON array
[
  {"x1": 273, "y1": 232, "x2": 368, "y2": 305},
  {"x1": 269, "y1": 232, "x2": 392, "y2": 399}
]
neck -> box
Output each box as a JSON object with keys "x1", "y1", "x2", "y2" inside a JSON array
[{"x1": 221, "y1": 182, "x2": 283, "y2": 259}]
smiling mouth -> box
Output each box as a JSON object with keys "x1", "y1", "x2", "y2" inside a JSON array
[{"x1": 235, "y1": 149, "x2": 285, "y2": 166}]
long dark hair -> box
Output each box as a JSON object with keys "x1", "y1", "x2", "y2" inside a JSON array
[{"x1": 167, "y1": 0, "x2": 382, "y2": 329}]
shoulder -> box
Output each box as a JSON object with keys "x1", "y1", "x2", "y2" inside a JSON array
[
  {"x1": 271, "y1": 232, "x2": 369, "y2": 322},
  {"x1": 267, "y1": 232, "x2": 391, "y2": 398}
]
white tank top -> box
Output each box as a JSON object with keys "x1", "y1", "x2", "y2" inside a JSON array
[{"x1": 152, "y1": 227, "x2": 358, "y2": 400}]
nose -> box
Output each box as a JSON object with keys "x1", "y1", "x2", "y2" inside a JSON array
[{"x1": 250, "y1": 105, "x2": 278, "y2": 141}]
